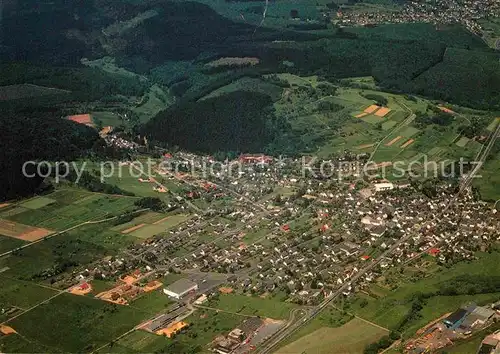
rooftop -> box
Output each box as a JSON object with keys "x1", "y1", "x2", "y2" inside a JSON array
[{"x1": 164, "y1": 278, "x2": 198, "y2": 295}]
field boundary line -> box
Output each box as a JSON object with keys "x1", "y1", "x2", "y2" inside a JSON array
[
  {"x1": 0, "y1": 290, "x2": 67, "y2": 326},
  {"x1": 330, "y1": 305, "x2": 390, "y2": 332},
  {"x1": 193, "y1": 304, "x2": 258, "y2": 317},
  {"x1": 0, "y1": 208, "x2": 149, "y2": 258}
]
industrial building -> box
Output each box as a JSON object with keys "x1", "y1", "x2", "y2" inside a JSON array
[
  {"x1": 163, "y1": 278, "x2": 198, "y2": 299},
  {"x1": 443, "y1": 308, "x2": 469, "y2": 329},
  {"x1": 443, "y1": 304, "x2": 477, "y2": 330}
]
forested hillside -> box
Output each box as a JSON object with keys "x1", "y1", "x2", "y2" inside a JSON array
[
  {"x1": 141, "y1": 91, "x2": 278, "y2": 153},
  {"x1": 0, "y1": 109, "x2": 99, "y2": 201}
]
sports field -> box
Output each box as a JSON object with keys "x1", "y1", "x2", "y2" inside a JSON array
[
  {"x1": 382, "y1": 120, "x2": 397, "y2": 130},
  {"x1": 277, "y1": 318, "x2": 388, "y2": 354}
]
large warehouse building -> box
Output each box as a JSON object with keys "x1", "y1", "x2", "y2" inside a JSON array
[{"x1": 163, "y1": 278, "x2": 198, "y2": 299}]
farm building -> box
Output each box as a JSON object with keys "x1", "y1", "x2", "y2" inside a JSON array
[{"x1": 163, "y1": 278, "x2": 198, "y2": 299}]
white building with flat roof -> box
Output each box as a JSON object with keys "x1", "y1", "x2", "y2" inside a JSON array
[{"x1": 163, "y1": 278, "x2": 198, "y2": 299}]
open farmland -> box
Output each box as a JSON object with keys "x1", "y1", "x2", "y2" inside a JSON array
[
  {"x1": 207, "y1": 293, "x2": 297, "y2": 319},
  {"x1": 0, "y1": 276, "x2": 58, "y2": 317},
  {"x1": 3, "y1": 190, "x2": 138, "y2": 232},
  {"x1": 18, "y1": 197, "x2": 56, "y2": 210},
  {"x1": 89, "y1": 162, "x2": 179, "y2": 200},
  {"x1": 277, "y1": 317, "x2": 389, "y2": 354},
  {"x1": 8, "y1": 293, "x2": 153, "y2": 353},
  {"x1": 346, "y1": 252, "x2": 500, "y2": 337}
]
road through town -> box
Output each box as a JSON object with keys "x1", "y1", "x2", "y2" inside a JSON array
[{"x1": 258, "y1": 121, "x2": 500, "y2": 354}]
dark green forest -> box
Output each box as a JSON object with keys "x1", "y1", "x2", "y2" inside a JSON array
[
  {"x1": 142, "y1": 91, "x2": 277, "y2": 152},
  {"x1": 1, "y1": 0, "x2": 500, "y2": 200},
  {"x1": 0, "y1": 109, "x2": 99, "y2": 200}
]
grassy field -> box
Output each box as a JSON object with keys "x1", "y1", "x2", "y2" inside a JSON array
[
  {"x1": 91, "y1": 111, "x2": 124, "y2": 128},
  {"x1": 0, "y1": 83, "x2": 69, "y2": 101},
  {"x1": 486, "y1": 117, "x2": 499, "y2": 132},
  {"x1": 272, "y1": 77, "x2": 487, "y2": 177},
  {"x1": 99, "y1": 309, "x2": 245, "y2": 353},
  {"x1": 442, "y1": 322, "x2": 500, "y2": 353},
  {"x1": 279, "y1": 307, "x2": 354, "y2": 347},
  {"x1": 277, "y1": 317, "x2": 389, "y2": 354},
  {"x1": 88, "y1": 279, "x2": 117, "y2": 297},
  {"x1": 0, "y1": 276, "x2": 58, "y2": 312},
  {"x1": 109, "y1": 330, "x2": 170, "y2": 353},
  {"x1": 156, "y1": 310, "x2": 243, "y2": 353},
  {"x1": 207, "y1": 293, "x2": 297, "y2": 319},
  {"x1": 129, "y1": 289, "x2": 172, "y2": 316},
  {"x1": 0, "y1": 333, "x2": 56, "y2": 353},
  {"x1": 114, "y1": 212, "x2": 191, "y2": 239},
  {"x1": 346, "y1": 252, "x2": 500, "y2": 337},
  {"x1": 8, "y1": 293, "x2": 153, "y2": 353},
  {"x1": 0, "y1": 234, "x2": 26, "y2": 254},
  {"x1": 19, "y1": 196, "x2": 56, "y2": 210},
  {"x1": 0, "y1": 221, "x2": 137, "y2": 283},
  {"x1": 85, "y1": 161, "x2": 172, "y2": 199},
  {"x1": 475, "y1": 151, "x2": 500, "y2": 201},
  {"x1": 3, "y1": 190, "x2": 138, "y2": 231},
  {"x1": 132, "y1": 84, "x2": 173, "y2": 123}
]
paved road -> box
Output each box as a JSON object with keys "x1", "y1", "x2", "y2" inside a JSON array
[{"x1": 157, "y1": 166, "x2": 270, "y2": 215}]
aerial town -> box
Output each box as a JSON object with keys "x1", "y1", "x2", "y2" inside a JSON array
[
  {"x1": 1, "y1": 0, "x2": 499, "y2": 352},
  {"x1": 57, "y1": 146, "x2": 500, "y2": 353},
  {"x1": 337, "y1": 0, "x2": 500, "y2": 35}
]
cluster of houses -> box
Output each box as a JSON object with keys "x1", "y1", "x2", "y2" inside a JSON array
[
  {"x1": 68, "y1": 151, "x2": 499, "y2": 328},
  {"x1": 335, "y1": 0, "x2": 499, "y2": 35}
]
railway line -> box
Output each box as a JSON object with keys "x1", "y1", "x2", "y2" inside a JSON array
[{"x1": 258, "y1": 121, "x2": 500, "y2": 354}]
